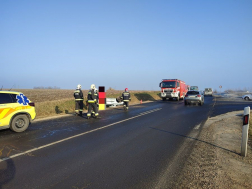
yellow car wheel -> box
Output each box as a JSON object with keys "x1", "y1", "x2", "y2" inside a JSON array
[{"x1": 10, "y1": 115, "x2": 29, "y2": 132}]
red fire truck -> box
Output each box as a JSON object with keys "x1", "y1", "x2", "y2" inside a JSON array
[{"x1": 159, "y1": 79, "x2": 189, "y2": 101}]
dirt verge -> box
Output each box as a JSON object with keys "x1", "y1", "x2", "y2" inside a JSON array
[{"x1": 177, "y1": 111, "x2": 252, "y2": 188}]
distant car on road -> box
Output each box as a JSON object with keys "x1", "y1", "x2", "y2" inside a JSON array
[
  {"x1": 204, "y1": 88, "x2": 213, "y2": 96},
  {"x1": 184, "y1": 90, "x2": 204, "y2": 106},
  {"x1": 242, "y1": 94, "x2": 252, "y2": 101}
]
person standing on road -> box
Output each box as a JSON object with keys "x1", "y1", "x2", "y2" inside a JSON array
[
  {"x1": 87, "y1": 84, "x2": 99, "y2": 118},
  {"x1": 121, "y1": 88, "x2": 131, "y2": 110},
  {"x1": 74, "y1": 84, "x2": 84, "y2": 116}
]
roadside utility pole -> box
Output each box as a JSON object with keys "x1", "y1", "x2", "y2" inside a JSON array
[{"x1": 241, "y1": 106, "x2": 250, "y2": 157}]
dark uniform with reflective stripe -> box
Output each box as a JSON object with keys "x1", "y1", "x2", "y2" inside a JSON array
[
  {"x1": 95, "y1": 90, "x2": 99, "y2": 109},
  {"x1": 87, "y1": 89, "x2": 99, "y2": 117},
  {"x1": 121, "y1": 92, "x2": 131, "y2": 109},
  {"x1": 74, "y1": 89, "x2": 84, "y2": 116}
]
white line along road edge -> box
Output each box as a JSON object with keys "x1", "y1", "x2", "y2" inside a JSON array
[{"x1": 0, "y1": 108, "x2": 162, "y2": 162}]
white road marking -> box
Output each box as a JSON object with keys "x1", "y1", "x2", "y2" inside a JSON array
[{"x1": 0, "y1": 108, "x2": 162, "y2": 162}]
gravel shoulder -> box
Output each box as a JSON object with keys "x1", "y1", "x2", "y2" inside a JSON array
[{"x1": 177, "y1": 110, "x2": 252, "y2": 188}]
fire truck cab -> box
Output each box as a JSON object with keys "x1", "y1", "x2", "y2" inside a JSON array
[{"x1": 159, "y1": 79, "x2": 188, "y2": 101}]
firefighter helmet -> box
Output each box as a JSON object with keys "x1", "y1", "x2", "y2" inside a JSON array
[
  {"x1": 77, "y1": 84, "x2": 81, "y2": 89},
  {"x1": 91, "y1": 84, "x2": 95, "y2": 90},
  {"x1": 125, "y1": 88, "x2": 128, "y2": 92}
]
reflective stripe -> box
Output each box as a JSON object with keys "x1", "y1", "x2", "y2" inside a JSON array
[
  {"x1": 87, "y1": 113, "x2": 91, "y2": 116},
  {"x1": 75, "y1": 99, "x2": 83, "y2": 101},
  {"x1": 88, "y1": 99, "x2": 96, "y2": 103},
  {"x1": 0, "y1": 106, "x2": 32, "y2": 119},
  {"x1": 0, "y1": 108, "x2": 11, "y2": 119},
  {"x1": 123, "y1": 100, "x2": 129, "y2": 102}
]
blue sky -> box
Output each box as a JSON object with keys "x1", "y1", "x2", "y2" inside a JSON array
[{"x1": 1, "y1": 0, "x2": 252, "y2": 91}]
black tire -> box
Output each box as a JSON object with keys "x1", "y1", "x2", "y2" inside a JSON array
[{"x1": 10, "y1": 114, "x2": 29, "y2": 132}]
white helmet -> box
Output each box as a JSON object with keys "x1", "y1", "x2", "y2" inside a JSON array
[
  {"x1": 77, "y1": 84, "x2": 81, "y2": 89},
  {"x1": 91, "y1": 84, "x2": 95, "y2": 90}
]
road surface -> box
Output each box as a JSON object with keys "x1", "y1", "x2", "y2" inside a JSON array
[{"x1": 0, "y1": 96, "x2": 251, "y2": 188}]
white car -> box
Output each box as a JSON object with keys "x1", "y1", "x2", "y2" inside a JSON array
[
  {"x1": 106, "y1": 98, "x2": 123, "y2": 107},
  {"x1": 184, "y1": 90, "x2": 204, "y2": 106},
  {"x1": 242, "y1": 94, "x2": 252, "y2": 101}
]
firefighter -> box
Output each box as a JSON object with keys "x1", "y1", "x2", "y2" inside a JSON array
[
  {"x1": 121, "y1": 88, "x2": 131, "y2": 110},
  {"x1": 91, "y1": 88, "x2": 99, "y2": 116},
  {"x1": 87, "y1": 84, "x2": 99, "y2": 119},
  {"x1": 73, "y1": 84, "x2": 84, "y2": 116}
]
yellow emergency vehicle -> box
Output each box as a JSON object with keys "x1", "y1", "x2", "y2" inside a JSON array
[{"x1": 0, "y1": 91, "x2": 36, "y2": 132}]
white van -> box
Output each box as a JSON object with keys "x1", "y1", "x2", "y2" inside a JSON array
[{"x1": 204, "y1": 88, "x2": 213, "y2": 96}]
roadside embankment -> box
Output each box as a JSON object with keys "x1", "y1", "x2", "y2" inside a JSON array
[{"x1": 27, "y1": 90, "x2": 161, "y2": 119}]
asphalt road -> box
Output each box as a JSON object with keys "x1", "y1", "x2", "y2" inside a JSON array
[{"x1": 0, "y1": 96, "x2": 251, "y2": 189}]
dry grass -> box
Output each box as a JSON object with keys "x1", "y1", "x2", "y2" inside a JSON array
[
  {"x1": 9, "y1": 89, "x2": 83, "y2": 102},
  {"x1": 10, "y1": 89, "x2": 160, "y2": 102}
]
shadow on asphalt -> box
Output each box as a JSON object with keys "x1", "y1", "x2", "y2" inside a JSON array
[
  {"x1": 150, "y1": 127, "x2": 240, "y2": 155},
  {"x1": 0, "y1": 159, "x2": 16, "y2": 189}
]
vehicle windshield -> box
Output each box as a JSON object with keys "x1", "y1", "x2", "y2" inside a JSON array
[
  {"x1": 161, "y1": 81, "x2": 176, "y2": 88},
  {"x1": 190, "y1": 86, "x2": 198, "y2": 90},
  {"x1": 205, "y1": 88, "x2": 212, "y2": 92},
  {"x1": 187, "y1": 91, "x2": 199, "y2": 95}
]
